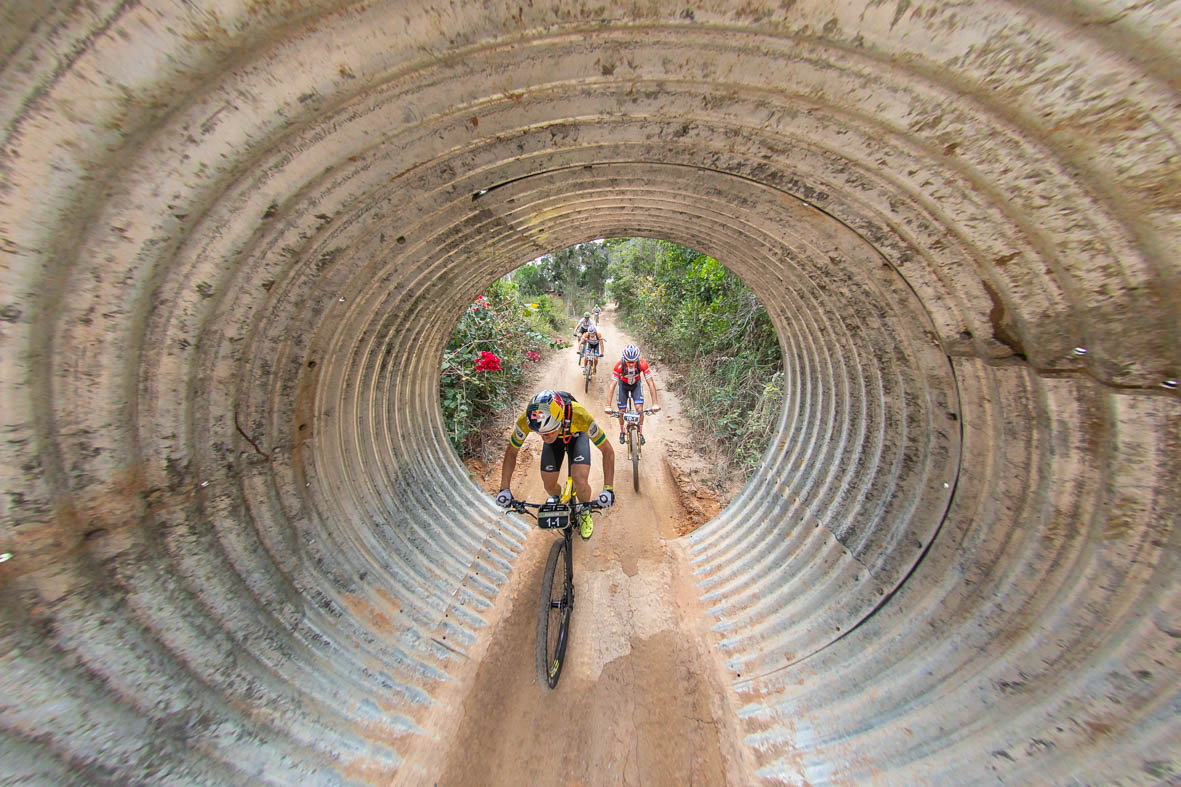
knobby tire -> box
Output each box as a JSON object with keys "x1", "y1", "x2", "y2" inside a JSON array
[
  {"x1": 630, "y1": 428, "x2": 640, "y2": 492},
  {"x1": 536, "y1": 537, "x2": 571, "y2": 689}
]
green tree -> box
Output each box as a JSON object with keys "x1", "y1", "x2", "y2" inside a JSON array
[
  {"x1": 604, "y1": 238, "x2": 783, "y2": 482},
  {"x1": 522, "y1": 242, "x2": 611, "y2": 316},
  {"x1": 512, "y1": 262, "x2": 552, "y2": 298}
]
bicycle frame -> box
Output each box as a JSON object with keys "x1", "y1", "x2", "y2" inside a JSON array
[
  {"x1": 581, "y1": 346, "x2": 599, "y2": 391},
  {"x1": 624, "y1": 396, "x2": 641, "y2": 452},
  {"x1": 606, "y1": 399, "x2": 658, "y2": 492}
]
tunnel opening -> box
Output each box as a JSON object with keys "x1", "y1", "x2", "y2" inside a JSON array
[{"x1": 437, "y1": 237, "x2": 788, "y2": 521}]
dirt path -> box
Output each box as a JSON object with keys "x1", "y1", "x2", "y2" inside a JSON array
[{"x1": 408, "y1": 308, "x2": 756, "y2": 786}]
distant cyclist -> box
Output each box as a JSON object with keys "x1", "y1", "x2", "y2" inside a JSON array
[
  {"x1": 577, "y1": 322, "x2": 605, "y2": 374},
  {"x1": 573, "y1": 312, "x2": 594, "y2": 365},
  {"x1": 574, "y1": 311, "x2": 593, "y2": 338},
  {"x1": 604, "y1": 344, "x2": 660, "y2": 444},
  {"x1": 496, "y1": 390, "x2": 615, "y2": 539},
  {"x1": 592, "y1": 304, "x2": 602, "y2": 320}
]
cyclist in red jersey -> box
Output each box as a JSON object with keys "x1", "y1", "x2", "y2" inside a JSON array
[{"x1": 604, "y1": 344, "x2": 661, "y2": 444}]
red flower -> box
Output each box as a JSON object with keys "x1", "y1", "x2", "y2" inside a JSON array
[
  {"x1": 525, "y1": 351, "x2": 540, "y2": 363},
  {"x1": 474, "y1": 351, "x2": 502, "y2": 372}
]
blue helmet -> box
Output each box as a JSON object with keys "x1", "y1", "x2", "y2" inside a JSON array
[{"x1": 622, "y1": 344, "x2": 640, "y2": 362}]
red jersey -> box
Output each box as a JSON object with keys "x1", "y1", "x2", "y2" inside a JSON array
[{"x1": 612, "y1": 358, "x2": 652, "y2": 385}]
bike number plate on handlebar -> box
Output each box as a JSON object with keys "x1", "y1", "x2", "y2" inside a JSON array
[
  {"x1": 624, "y1": 412, "x2": 641, "y2": 423},
  {"x1": 537, "y1": 502, "x2": 570, "y2": 530}
]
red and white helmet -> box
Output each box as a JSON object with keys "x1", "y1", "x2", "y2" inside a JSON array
[{"x1": 622, "y1": 344, "x2": 640, "y2": 362}]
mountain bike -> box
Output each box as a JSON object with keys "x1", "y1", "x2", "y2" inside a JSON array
[
  {"x1": 581, "y1": 346, "x2": 599, "y2": 392},
  {"x1": 508, "y1": 477, "x2": 604, "y2": 690},
  {"x1": 606, "y1": 400, "x2": 659, "y2": 492}
]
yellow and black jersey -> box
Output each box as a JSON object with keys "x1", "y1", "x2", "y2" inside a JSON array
[{"x1": 511, "y1": 400, "x2": 607, "y2": 448}]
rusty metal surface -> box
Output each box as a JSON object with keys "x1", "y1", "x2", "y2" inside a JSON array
[{"x1": 1, "y1": 0, "x2": 1177, "y2": 784}]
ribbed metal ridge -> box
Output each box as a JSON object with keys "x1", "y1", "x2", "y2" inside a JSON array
[{"x1": 0, "y1": 1, "x2": 1176, "y2": 784}]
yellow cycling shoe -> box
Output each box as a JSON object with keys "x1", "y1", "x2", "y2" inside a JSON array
[{"x1": 579, "y1": 509, "x2": 594, "y2": 540}]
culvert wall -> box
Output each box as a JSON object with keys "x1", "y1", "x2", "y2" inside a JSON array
[{"x1": 0, "y1": 1, "x2": 1177, "y2": 784}]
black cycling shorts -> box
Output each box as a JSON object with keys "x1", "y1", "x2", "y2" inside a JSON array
[
  {"x1": 540, "y1": 433, "x2": 592, "y2": 473},
  {"x1": 617, "y1": 379, "x2": 644, "y2": 409}
]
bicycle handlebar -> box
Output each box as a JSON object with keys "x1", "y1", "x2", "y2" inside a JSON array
[
  {"x1": 604, "y1": 407, "x2": 660, "y2": 416},
  {"x1": 507, "y1": 497, "x2": 604, "y2": 517}
]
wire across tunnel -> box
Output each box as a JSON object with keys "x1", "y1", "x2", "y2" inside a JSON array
[{"x1": 0, "y1": 1, "x2": 1177, "y2": 784}]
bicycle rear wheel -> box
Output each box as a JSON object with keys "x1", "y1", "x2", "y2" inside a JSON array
[{"x1": 536, "y1": 537, "x2": 571, "y2": 689}]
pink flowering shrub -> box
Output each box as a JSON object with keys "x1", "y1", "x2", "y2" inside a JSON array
[{"x1": 474, "y1": 351, "x2": 501, "y2": 372}]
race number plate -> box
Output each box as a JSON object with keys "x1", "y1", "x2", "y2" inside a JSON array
[
  {"x1": 624, "y1": 412, "x2": 641, "y2": 423},
  {"x1": 537, "y1": 501, "x2": 570, "y2": 529}
]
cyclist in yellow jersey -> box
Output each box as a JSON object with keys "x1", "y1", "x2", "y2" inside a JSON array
[{"x1": 495, "y1": 390, "x2": 615, "y2": 539}]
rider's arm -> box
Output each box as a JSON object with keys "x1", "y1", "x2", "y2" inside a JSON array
[
  {"x1": 646, "y1": 375, "x2": 659, "y2": 406},
  {"x1": 604, "y1": 379, "x2": 618, "y2": 410},
  {"x1": 500, "y1": 416, "x2": 532, "y2": 491},
  {"x1": 499, "y1": 442, "x2": 520, "y2": 492},
  {"x1": 596, "y1": 438, "x2": 615, "y2": 488}
]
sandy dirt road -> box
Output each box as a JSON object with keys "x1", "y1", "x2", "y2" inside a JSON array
[{"x1": 405, "y1": 308, "x2": 757, "y2": 786}]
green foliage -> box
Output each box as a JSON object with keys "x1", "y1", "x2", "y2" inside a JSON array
[
  {"x1": 510, "y1": 243, "x2": 609, "y2": 316},
  {"x1": 528, "y1": 293, "x2": 567, "y2": 333},
  {"x1": 511, "y1": 262, "x2": 552, "y2": 298},
  {"x1": 604, "y1": 238, "x2": 784, "y2": 480},
  {"x1": 444, "y1": 241, "x2": 782, "y2": 480},
  {"x1": 440, "y1": 279, "x2": 569, "y2": 454}
]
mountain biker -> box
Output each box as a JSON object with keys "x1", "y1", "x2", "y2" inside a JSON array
[
  {"x1": 573, "y1": 312, "x2": 594, "y2": 365},
  {"x1": 496, "y1": 390, "x2": 615, "y2": 539},
  {"x1": 592, "y1": 304, "x2": 602, "y2": 320},
  {"x1": 574, "y1": 311, "x2": 593, "y2": 338},
  {"x1": 577, "y1": 322, "x2": 605, "y2": 374},
  {"x1": 604, "y1": 344, "x2": 660, "y2": 444}
]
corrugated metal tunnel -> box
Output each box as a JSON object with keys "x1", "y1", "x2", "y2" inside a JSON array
[{"x1": 1, "y1": 1, "x2": 1177, "y2": 784}]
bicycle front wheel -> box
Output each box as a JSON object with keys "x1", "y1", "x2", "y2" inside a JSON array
[
  {"x1": 630, "y1": 429, "x2": 640, "y2": 492},
  {"x1": 536, "y1": 538, "x2": 572, "y2": 689},
  {"x1": 584, "y1": 362, "x2": 590, "y2": 392}
]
